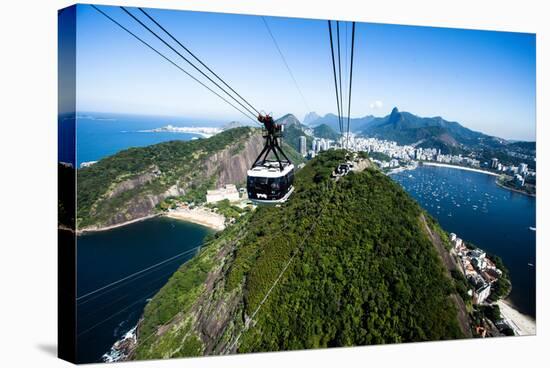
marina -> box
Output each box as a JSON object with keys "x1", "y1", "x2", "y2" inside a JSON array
[{"x1": 391, "y1": 165, "x2": 536, "y2": 318}]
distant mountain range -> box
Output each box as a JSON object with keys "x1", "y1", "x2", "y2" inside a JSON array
[
  {"x1": 303, "y1": 107, "x2": 533, "y2": 155},
  {"x1": 313, "y1": 124, "x2": 340, "y2": 141},
  {"x1": 304, "y1": 112, "x2": 375, "y2": 134},
  {"x1": 303, "y1": 111, "x2": 321, "y2": 125},
  {"x1": 362, "y1": 107, "x2": 504, "y2": 154},
  {"x1": 276, "y1": 114, "x2": 309, "y2": 151}
]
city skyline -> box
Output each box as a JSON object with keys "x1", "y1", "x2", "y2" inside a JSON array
[{"x1": 74, "y1": 4, "x2": 536, "y2": 141}]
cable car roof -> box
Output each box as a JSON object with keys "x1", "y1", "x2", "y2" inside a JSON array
[{"x1": 247, "y1": 163, "x2": 294, "y2": 178}]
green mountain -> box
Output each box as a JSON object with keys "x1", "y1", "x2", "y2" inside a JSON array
[
  {"x1": 313, "y1": 123, "x2": 340, "y2": 140},
  {"x1": 309, "y1": 112, "x2": 375, "y2": 133},
  {"x1": 77, "y1": 127, "x2": 303, "y2": 230},
  {"x1": 507, "y1": 141, "x2": 535, "y2": 154},
  {"x1": 361, "y1": 107, "x2": 494, "y2": 153},
  {"x1": 129, "y1": 150, "x2": 469, "y2": 360},
  {"x1": 276, "y1": 113, "x2": 312, "y2": 153},
  {"x1": 360, "y1": 108, "x2": 536, "y2": 166}
]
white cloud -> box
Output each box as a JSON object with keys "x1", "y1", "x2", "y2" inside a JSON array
[{"x1": 370, "y1": 100, "x2": 383, "y2": 109}]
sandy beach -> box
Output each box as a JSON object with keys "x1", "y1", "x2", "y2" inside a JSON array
[
  {"x1": 77, "y1": 214, "x2": 161, "y2": 235},
  {"x1": 165, "y1": 206, "x2": 226, "y2": 231},
  {"x1": 496, "y1": 299, "x2": 536, "y2": 336},
  {"x1": 421, "y1": 162, "x2": 500, "y2": 176}
]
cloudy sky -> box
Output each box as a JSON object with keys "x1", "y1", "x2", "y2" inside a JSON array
[{"x1": 73, "y1": 4, "x2": 536, "y2": 140}]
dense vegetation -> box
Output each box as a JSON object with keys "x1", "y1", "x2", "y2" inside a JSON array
[
  {"x1": 486, "y1": 254, "x2": 512, "y2": 302},
  {"x1": 233, "y1": 151, "x2": 463, "y2": 351},
  {"x1": 134, "y1": 219, "x2": 250, "y2": 359},
  {"x1": 313, "y1": 123, "x2": 340, "y2": 140},
  {"x1": 281, "y1": 141, "x2": 307, "y2": 166},
  {"x1": 368, "y1": 151, "x2": 392, "y2": 162},
  {"x1": 77, "y1": 121, "x2": 308, "y2": 230},
  {"x1": 205, "y1": 199, "x2": 245, "y2": 219},
  {"x1": 77, "y1": 128, "x2": 255, "y2": 228},
  {"x1": 134, "y1": 150, "x2": 464, "y2": 359},
  {"x1": 276, "y1": 114, "x2": 312, "y2": 154}
]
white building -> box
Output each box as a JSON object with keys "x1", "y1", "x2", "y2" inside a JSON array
[
  {"x1": 474, "y1": 283, "x2": 491, "y2": 304},
  {"x1": 206, "y1": 184, "x2": 240, "y2": 203},
  {"x1": 80, "y1": 161, "x2": 98, "y2": 168},
  {"x1": 518, "y1": 163, "x2": 528, "y2": 176},
  {"x1": 299, "y1": 136, "x2": 307, "y2": 156}
]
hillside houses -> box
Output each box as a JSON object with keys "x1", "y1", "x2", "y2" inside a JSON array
[{"x1": 450, "y1": 233, "x2": 503, "y2": 304}]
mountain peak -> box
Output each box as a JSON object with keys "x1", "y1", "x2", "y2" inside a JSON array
[
  {"x1": 389, "y1": 107, "x2": 402, "y2": 124},
  {"x1": 277, "y1": 113, "x2": 300, "y2": 125},
  {"x1": 303, "y1": 112, "x2": 321, "y2": 125}
]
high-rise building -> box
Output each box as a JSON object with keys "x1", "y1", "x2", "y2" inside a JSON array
[
  {"x1": 491, "y1": 158, "x2": 499, "y2": 169},
  {"x1": 518, "y1": 163, "x2": 528, "y2": 176},
  {"x1": 312, "y1": 139, "x2": 319, "y2": 153},
  {"x1": 299, "y1": 136, "x2": 307, "y2": 156}
]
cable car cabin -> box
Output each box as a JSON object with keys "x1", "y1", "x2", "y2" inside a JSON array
[
  {"x1": 332, "y1": 163, "x2": 351, "y2": 178},
  {"x1": 247, "y1": 161, "x2": 295, "y2": 204},
  {"x1": 248, "y1": 113, "x2": 295, "y2": 204}
]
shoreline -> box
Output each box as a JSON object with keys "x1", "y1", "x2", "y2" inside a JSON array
[
  {"x1": 164, "y1": 206, "x2": 226, "y2": 231},
  {"x1": 421, "y1": 162, "x2": 500, "y2": 176},
  {"x1": 495, "y1": 299, "x2": 536, "y2": 336},
  {"x1": 495, "y1": 179, "x2": 536, "y2": 197},
  {"x1": 77, "y1": 214, "x2": 161, "y2": 235},
  {"x1": 78, "y1": 206, "x2": 226, "y2": 235}
]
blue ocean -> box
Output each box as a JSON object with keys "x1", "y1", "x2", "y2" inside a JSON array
[
  {"x1": 391, "y1": 166, "x2": 536, "y2": 318},
  {"x1": 75, "y1": 112, "x2": 225, "y2": 167},
  {"x1": 74, "y1": 116, "x2": 535, "y2": 362}
]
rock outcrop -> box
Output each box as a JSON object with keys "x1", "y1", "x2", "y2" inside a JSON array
[{"x1": 78, "y1": 128, "x2": 265, "y2": 231}]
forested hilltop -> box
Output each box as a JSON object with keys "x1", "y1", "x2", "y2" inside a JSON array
[
  {"x1": 128, "y1": 150, "x2": 467, "y2": 360},
  {"x1": 77, "y1": 127, "x2": 303, "y2": 231}
]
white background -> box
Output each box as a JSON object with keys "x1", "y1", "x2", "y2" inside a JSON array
[{"x1": 0, "y1": 0, "x2": 548, "y2": 366}]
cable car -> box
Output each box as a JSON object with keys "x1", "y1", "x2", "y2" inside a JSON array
[{"x1": 247, "y1": 114, "x2": 295, "y2": 204}]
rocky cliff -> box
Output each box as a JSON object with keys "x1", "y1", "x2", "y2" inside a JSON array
[{"x1": 77, "y1": 128, "x2": 266, "y2": 231}]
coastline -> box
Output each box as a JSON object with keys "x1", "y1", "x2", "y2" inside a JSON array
[
  {"x1": 78, "y1": 207, "x2": 226, "y2": 235},
  {"x1": 495, "y1": 179, "x2": 536, "y2": 197},
  {"x1": 421, "y1": 162, "x2": 500, "y2": 176},
  {"x1": 496, "y1": 299, "x2": 536, "y2": 336},
  {"x1": 164, "y1": 206, "x2": 226, "y2": 231},
  {"x1": 386, "y1": 164, "x2": 417, "y2": 176},
  {"x1": 77, "y1": 214, "x2": 161, "y2": 235}
]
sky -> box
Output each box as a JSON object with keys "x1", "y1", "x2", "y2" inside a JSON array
[{"x1": 73, "y1": 4, "x2": 536, "y2": 141}]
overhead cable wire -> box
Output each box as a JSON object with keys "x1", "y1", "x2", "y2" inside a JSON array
[
  {"x1": 346, "y1": 22, "x2": 356, "y2": 149},
  {"x1": 76, "y1": 244, "x2": 202, "y2": 302},
  {"x1": 119, "y1": 6, "x2": 261, "y2": 122},
  {"x1": 261, "y1": 16, "x2": 311, "y2": 113},
  {"x1": 337, "y1": 21, "x2": 344, "y2": 145},
  {"x1": 139, "y1": 7, "x2": 261, "y2": 117},
  {"x1": 328, "y1": 20, "x2": 343, "y2": 138},
  {"x1": 77, "y1": 289, "x2": 159, "y2": 337},
  {"x1": 130, "y1": 218, "x2": 294, "y2": 351},
  {"x1": 76, "y1": 244, "x2": 201, "y2": 306},
  {"x1": 78, "y1": 266, "x2": 181, "y2": 324},
  {"x1": 90, "y1": 5, "x2": 257, "y2": 124},
  {"x1": 225, "y1": 181, "x2": 337, "y2": 354}
]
